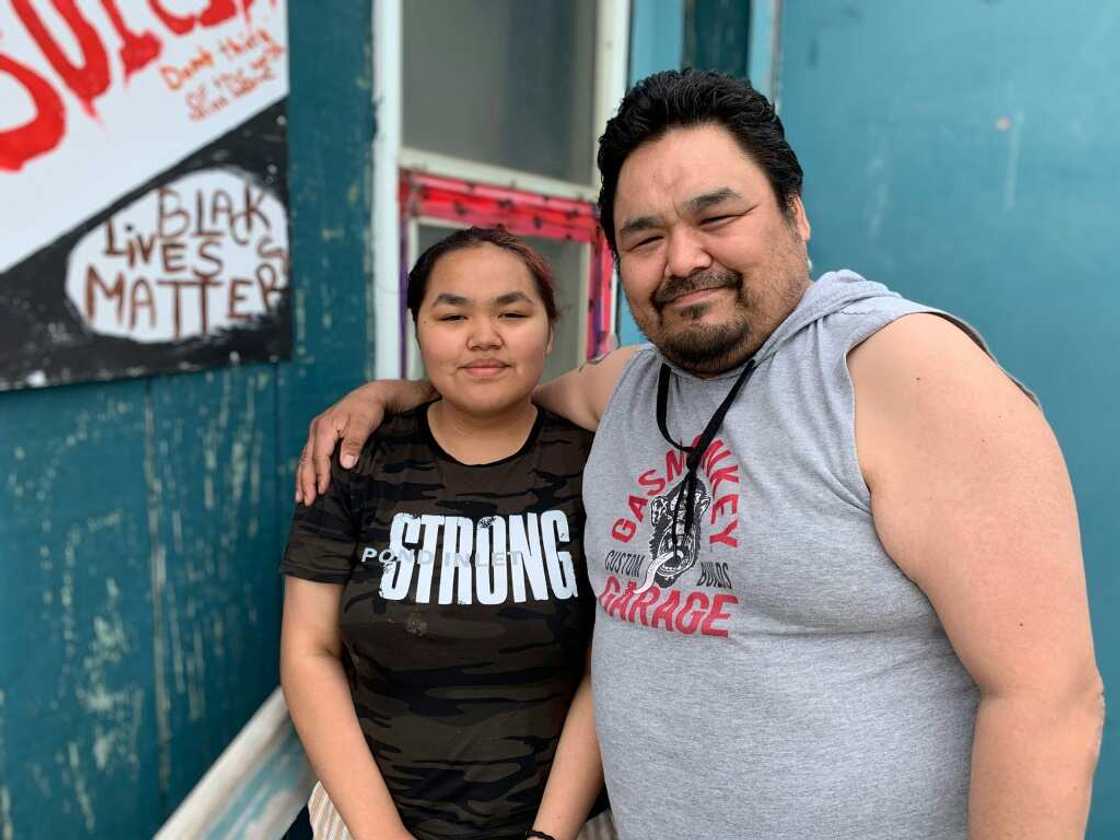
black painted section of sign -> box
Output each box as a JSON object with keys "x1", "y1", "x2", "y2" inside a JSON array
[{"x1": 0, "y1": 101, "x2": 291, "y2": 391}]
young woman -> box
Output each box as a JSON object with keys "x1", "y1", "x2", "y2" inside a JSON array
[{"x1": 280, "y1": 227, "x2": 605, "y2": 840}]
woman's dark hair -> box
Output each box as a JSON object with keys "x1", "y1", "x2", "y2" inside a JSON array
[
  {"x1": 407, "y1": 226, "x2": 559, "y2": 323},
  {"x1": 597, "y1": 69, "x2": 804, "y2": 253}
]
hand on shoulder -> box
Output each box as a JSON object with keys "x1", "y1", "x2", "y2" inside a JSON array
[{"x1": 296, "y1": 379, "x2": 435, "y2": 505}]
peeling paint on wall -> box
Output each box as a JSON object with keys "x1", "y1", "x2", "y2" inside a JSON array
[
  {"x1": 1, "y1": 689, "x2": 12, "y2": 840},
  {"x1": 1, "y1": 1, "x2": 375, "y2": 834}
]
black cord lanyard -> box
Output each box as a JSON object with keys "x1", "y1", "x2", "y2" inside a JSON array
[{"x1": 656, "y1": 359, "x2": 756, "y2": 541}]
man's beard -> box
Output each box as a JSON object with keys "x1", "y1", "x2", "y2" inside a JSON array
[{"x1": 648, "y1": 268, "x2": 753, "y2": 374}]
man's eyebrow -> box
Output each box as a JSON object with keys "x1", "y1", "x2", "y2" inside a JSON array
[
  {"x1": 686, "y1": 187, "x2": 743, "y2": 214},
  {"x1": 618, "y1": 215, "x2": 661, "y2": 240},
  {"x1": 618, "y1": 188, "x2": 745, "y2": 240}
]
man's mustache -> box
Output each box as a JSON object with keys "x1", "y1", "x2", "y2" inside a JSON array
[{"x1": 653, "y1": 269, "x2": 742, "y2": 307}]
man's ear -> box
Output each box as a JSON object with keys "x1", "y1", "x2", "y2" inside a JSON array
[{"x1": 788, "y1": 195, "x2": 811, "y2": 242}]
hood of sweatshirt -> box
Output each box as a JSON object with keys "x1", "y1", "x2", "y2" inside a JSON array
[{"x1": 656, "y1": 269, "x2": 903, "y2": 381}]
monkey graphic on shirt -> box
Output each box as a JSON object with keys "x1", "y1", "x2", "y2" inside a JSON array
[{"x1": 636, "y1": 476, "x2": 712, "y2": 593}]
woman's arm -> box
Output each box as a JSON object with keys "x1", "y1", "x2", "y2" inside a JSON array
[
  {"x1": 530, "y1": 666, "x2": 604, "y2": 840},
  {"x1": 280, "y1": 577, "x2": 415, "y2": 840}
]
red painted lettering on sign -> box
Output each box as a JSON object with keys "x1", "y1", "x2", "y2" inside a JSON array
[
  {"x1": 148, "y1": 0, "x2": 239, "y2": 36},
  {"x1": 12, "y1": 0, "x2": 110, "y2": 117},
  {"x1": 98, "y1": 0, "x2": 162, "y2": 78},
  {"x1": 0, "y1": 52, "x2": 65, "y2": 171},
  {"x1": 3, "y1": 0, "x2": 283, "y2": 172},
  {"x1": 160, "y1": 44, "x2": 215, "y2": 91}
]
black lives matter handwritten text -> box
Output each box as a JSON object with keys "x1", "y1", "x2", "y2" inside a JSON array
[{"x1": 67, "y1": 170, "x2": 288, "y2": 343}]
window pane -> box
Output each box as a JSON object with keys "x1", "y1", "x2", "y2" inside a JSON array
[
  {"x1": 403, "y1": 0, "x2": 598, "y2": 185},
  {"x1": 529, "y1": 235, "x2": 586, "y2": 382},
  {"x1": 411, "y1": 225, "x2": 586, "y2": 383}
]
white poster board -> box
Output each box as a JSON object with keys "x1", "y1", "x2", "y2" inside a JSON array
[{"x1": 0, "y1": 0, "x2": 291, "y2": 389}]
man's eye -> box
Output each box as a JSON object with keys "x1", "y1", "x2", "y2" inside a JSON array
[
  {"x1": 701, "y1": 214, "x2": 734, "y2": 226},
  {"x1": 500, "y1": 312, "x2": 528, "y2": 319},
  {"x1": 439, "y1": 314, "x2": 465, "y2": 322},
  {"x1": 632, "y1": 236, "x2": 661, "y2": 250}
]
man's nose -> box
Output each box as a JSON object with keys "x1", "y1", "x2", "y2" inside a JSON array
[{"x1": 664, "y1": 227, "x2": 713, "y2": 281}]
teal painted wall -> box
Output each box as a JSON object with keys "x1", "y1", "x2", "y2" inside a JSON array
[
  {"x1": 778, "y1": 3, "x2": 1119, "y2": 834},
  {"x1": 0, "y1": 5, "x2": 374, "y2": 837},
  {"x1": 685, "y1": 0, "x2": 752, "y2": 78}
]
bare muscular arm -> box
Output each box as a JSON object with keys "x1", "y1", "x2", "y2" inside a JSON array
[{"x1": 850, "y1": 314, "x2": 1103, "y2": 839}]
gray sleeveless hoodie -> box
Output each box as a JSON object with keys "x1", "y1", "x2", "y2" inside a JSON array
[{"x1": 584, "y1": 270, "x2": 1021, "y2": 840}]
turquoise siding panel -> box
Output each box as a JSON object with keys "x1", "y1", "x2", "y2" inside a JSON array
[
  {"x1": 0, "y1": 3, "x2": 374, "y2": 836},
  {"x1": 279, "y1": 0, "x2": 376, "y2": 474},
  {"x1": 778, "y1": 3, "x2": 1119, "y2": 835},
  {"x1": 0, "y1": 380, "x2": 163, "y2": 837},
  {"x1": 629, "y1": 0, "x2": 686, "y2": 82},
  {"x1": 685, "y1": 0, "x2": 752, "y2": 77},
  {"x1": 147, "y1": 368, "x2": 284, "y2": 809},
  {"x1": 748, "y1": 0, "x2": 776, "y2": 99}
]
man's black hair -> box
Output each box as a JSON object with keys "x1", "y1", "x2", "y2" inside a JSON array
[{"x1": 597, "y1": 69, "x2": 804, "y2": 253}]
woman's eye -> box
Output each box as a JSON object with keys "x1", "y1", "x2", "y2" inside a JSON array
[
  {"x1": 439, "y1": 314, "x2": 464, "y2": 322},
  {"x1": 500, "y1": 312, "x2": 528, "y2": 319}
]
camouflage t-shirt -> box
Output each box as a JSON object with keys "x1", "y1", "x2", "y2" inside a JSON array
[{"x1": 281, "y1": 404, "x2": 595, "y2": 840}]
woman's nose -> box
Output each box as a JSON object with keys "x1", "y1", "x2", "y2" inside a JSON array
[{"x1": 467, "y1": 318, "x2": 501, "y2": 349}]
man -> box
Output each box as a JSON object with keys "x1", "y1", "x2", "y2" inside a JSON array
[{"x1": 295, "y1": 71, "x2": 1103, "y2": 839}]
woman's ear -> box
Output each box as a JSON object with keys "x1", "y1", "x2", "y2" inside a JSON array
[{"x1": 546, "y1": 324, "x2": 555, "y2": 355}]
